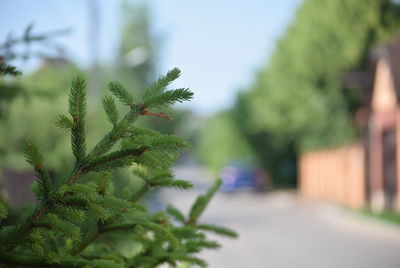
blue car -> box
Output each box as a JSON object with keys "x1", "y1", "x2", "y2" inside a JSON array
[{"x1": 220, "y1": 163, "x2": 269, "y2": 192}]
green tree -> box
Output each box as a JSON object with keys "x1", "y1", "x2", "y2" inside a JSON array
[
  {"x1": 117, "y1": 1, "x2": 160, "y2": 94},
  {"x1": 197, "y1": 111, "x2": 255, "y2": 173},
  {"x1": 196, "y1": 0, "x2": 400, "y2": 187},
  {"x1": 247, "y1": 0, "x2": 400, "y2": 151},
  {"x1": 231, "y1": 93, "x2": 297, "y2": 187},
  {"x1": 0, "y1": 61, "x2": 85, "y2": 174}
]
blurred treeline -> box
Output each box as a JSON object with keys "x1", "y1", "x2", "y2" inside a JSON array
[
  {"x1": 197, "y1": 0, "x2": 400, "y2": 187},
  {"x1": 0, "y1": 1, "x2": 193, "y2": 204},
  {"x1": 3, "y1": 0, "x2": 400, "y2": 192}
]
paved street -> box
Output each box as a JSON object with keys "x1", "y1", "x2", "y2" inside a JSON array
[{"x1": 158, "y1": 165, "x2": 400, "y2": 268}]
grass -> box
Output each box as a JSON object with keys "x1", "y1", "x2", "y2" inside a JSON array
[{"x1": 361, "y1": 209, "x2": 400, "y2": 226}]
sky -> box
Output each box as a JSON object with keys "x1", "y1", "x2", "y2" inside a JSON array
[{"x1": 0, "y1": 0, "x2": 302, "y2": 115}]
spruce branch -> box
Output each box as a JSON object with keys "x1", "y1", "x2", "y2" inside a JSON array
[
  {"x1": 142, "y1": 221, "x2": 180, "y2": 249},
  {"x1": 0, "y1": 69, "x2": 236, "y2": 268},
  {"x1": 127, "y1": 125, "x2": 161, "y2": 137},
  {"x1": 129, "y1": 182, "x2": 151, "y2": 203},
  {"x1": 89, "y1": 122, "x2": 130, "y2": 158},
  {"x1": 37, "y1": 213, "x2": 81, "y2": 240},
  {"x1": 149, "y1": 178, "x2": 193, "y2": 189},
  {"x1": 142, "y1": 109, "x2": 171, "y2": 120},
  {"x1": 188, "y1": 178, "x2": 222, "y2": 224},
  {"x1": 69, "y1": 170, "x2": 155, "y2": 256},
  {"x1": 166, "y1": 204, "x2": 186, "y2": 223},
  {"x1": 0, "y1": 252, "x2": 99, "y2": 268},
  {"x1": 97, "y1": 172, "x2": 112, "y2": 196},
  {"x1": 70, "y1": 230, "x2": 101, "y2": 256},
  {"x1": 68, "y1": 77, "x2": 87, "y2": 164},
  {"x1": 143, "y1": 88, "x2": 193, "y2": 108},
  {"x1": 89, "y1": 105, "x2": 143, "y2": 159},
  {"x1": 53, "y1": 205, "x2": 86, "y2": 223},
  {"x1": 4, "y1": 147, "x2": 88, "y2": 250},
  {"x1": 103, "y1": 96, "x2": 119, "y2": 126},
  {"x1": 174, "y1": 256, "x2": 207, "y2": 268},
  {"x1": 83, "y1": 147, "x2": 148, "y2": 173},
  {"x1": 185, "y1": 239, "x2": 221, "y2": 253},
  {"x1": 101, "y1": 222, "x2": 138, "y2": 232},
  {"x1": 171, "y1": 225, "x2": 203, "y2": 240},
  {"x1": 55, "y1": 114, "x2": 74, "y2": 130},
  {"x1": 197, "y1": 224, "x2": 238, "y2": 238},
  {"x1": 70, "y1": 220, "x2": 139, "y2": 255},
  {"x1": 143, "y1": 67, "x2": 181, "y2": 99},
  {"x1": 108, "y1": 81, "x2": 134, "y2": 106},
  {"x1": 73, "y1": 168, "x2": 188, "y2": 254},
  {"x1": 24, "y1": 140, "x2": 53, "y2": 201}
]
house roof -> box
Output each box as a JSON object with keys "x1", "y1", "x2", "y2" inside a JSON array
[{"x1": 369, "y1": 37, "x2": 400, "y2": 104}]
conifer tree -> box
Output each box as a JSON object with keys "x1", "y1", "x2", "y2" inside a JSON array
[{"x1": 0, "y1": 68, "x2": 237, "y2": 267}]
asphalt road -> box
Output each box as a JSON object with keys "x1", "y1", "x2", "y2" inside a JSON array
[{"x1": 158, "y1": 165, "x2": 400, "y2": 268}]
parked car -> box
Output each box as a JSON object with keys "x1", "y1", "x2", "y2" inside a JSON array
[{"x1": 220, "y1": 162, "x2": 270, "y2": 192}]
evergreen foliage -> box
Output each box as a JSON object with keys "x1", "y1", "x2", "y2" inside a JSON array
[{"x1": 0, "y1": 69, "x2": 236, "y2": 267}]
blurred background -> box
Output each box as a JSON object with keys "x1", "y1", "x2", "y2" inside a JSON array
[{"x1": 2, "y1": 0, "x2": 400, "y2": 267}]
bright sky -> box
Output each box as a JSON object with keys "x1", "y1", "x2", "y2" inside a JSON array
[{"x1": 0, "y1": 0, "x2": 302, "y2": 115}]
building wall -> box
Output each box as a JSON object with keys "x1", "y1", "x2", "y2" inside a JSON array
[
  {"x1": 369, "y1": 59, "x2": 398, "y2": 211},
  {"x1": 396, "y1": 109, "x2": 400, "y2": 210},
  {"x1": 299, "y1": 59, "x2": 400, "y2": 211},
  {"x1": 299, "y1": 143, "x2": 365, "y2": 209}
]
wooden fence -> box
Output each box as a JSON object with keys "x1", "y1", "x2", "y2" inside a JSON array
[{"x1": 299, "y1": 143, "x2": 365, "y2": 209}]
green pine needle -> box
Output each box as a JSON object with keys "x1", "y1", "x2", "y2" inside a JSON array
[
  {"x1": 108, "y1": 81, "x2": 134, "y2": 107},
  {"x1": 84, "y1": 147, "x2": 147, "y2": 172},
  {"x1": 176, "y1": 256, "x2": 207, "y2": 268},
  {"x1": 197, "y1": 224, "x2": 238, "y2": 238},
  {"x1": 185, "y1": 239, "x2": 221, "y2": 253},
  {"x1": 142, "y1": 222, "x2": 180, "y2": 249},
  {"x1": 55, "y1": 114, "x2": 74, "y2": 130},
  {"x1": 143, "y1": 67, "x2": 181, "y2": 99},
  {"x1": 39, "y1": 214, "x2": 81, "y2": 240},
  {"x1": 150, "y1": 178, "x2": 193, "y2": 190},
  {"x1": 103, "y1": 96, "x2": 119, "y2": 126},
  {"x1": 166, "y1": 204, "x2": 186, "y2": 223},
  {"x1": 92, "y1": 259, "x2": 124, "y2": 268},
  {"x1": 143, "y1": 88, "x2": 193, "y2": 108},
  {"x1": 23, "y1": 140, "x2": 52, "y2": 201},
  {"x1": 68, "y1": 77, "x2": 87, "y2": 121},
  {"x1": 68, "y1": 76, "x2": 87, "y2": 164},
  {"x1": 54, "y1": 205, "x2": 86, "y2": 223},
  {"x1": 189, "y1": 178, "x2": 222, "y2": 224}
]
